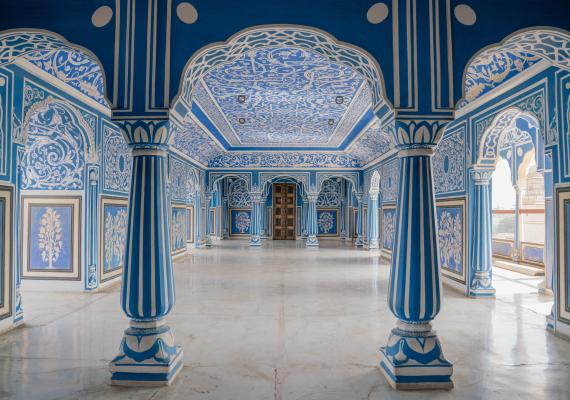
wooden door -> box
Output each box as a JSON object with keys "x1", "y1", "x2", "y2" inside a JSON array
[{"x1": 272, "y1": 183, "x2": 296, "y2": 240}]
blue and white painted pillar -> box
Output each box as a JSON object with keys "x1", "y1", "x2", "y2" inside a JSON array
[
  {"x1": 205, "y1": 192, "x2": 214, "y2": 247},
  {"x1": 367, "y1": 189, "x2": 379, "y2": 249},
  {"x1": 355, "y1": 193, "x2": 364, "y2": 247},
  {"x1": 339, "y1": 198, "x2": 347, "y2": 240},
  {"x1": 250, "y1": 191, "x2": 262, "y2": 246},
  {"x1": 86, "y1": 168, "x2": 99, "y2": 290},
  {"x1": 513, "y1": 185, "x2": 521, "y2": 261},
  {"x1": 379, "y1": 121, "x2": 453, "y2": 390},
  {"x1": 469, "y1": 168, "x2": 496, "y2": 297},
  {"x1": 110, "y1": 120, "x2": 183, "y2": 386},
  {"x1": 301, "y1": 195, "x2": 308, "y2": 238},
  {"x1": 260, "y1": 200, "x2": 267, "y2": 240},
  {"x1": 306, "y1": 193, "x2": 319, "y2": 247},
  {"x1": 222, "y1": 196, "x2": 229, "y2": 239}
]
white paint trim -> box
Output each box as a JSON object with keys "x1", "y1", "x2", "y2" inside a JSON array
[{"x1": 14, "y1": 59, "x2": 111, "y2": 116}]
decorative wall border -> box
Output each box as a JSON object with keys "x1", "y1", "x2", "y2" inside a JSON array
[
  {"x1": 0, "y1": 186, "x2": 13, "y2": 320},
  {"x1": 186, "y1": 205, "x2": 195, "y2": 244},
  {"x1": 436, "y1": 198, "x2": 468, "y2": 285},
  {"x1": 21, "y1": 195, "x2": 81, "y2": 280},
  {"x1": 171, "y1": 203, "x2": 187, "y2": 256},
  {"x1": 556, "y1": 185, "x2": 570, "y2": 324},
  {"x1": 99, "y1": 196, "x2": 128, "y2": 284}
]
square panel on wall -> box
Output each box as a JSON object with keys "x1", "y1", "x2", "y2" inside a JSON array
[
  {"x1": 0, "y1": 186, "x2": 13, "y2": 320},
  {"x1": 22, "y1": 196, "x2": 81, "y2": 280},
  {"x1": 230, "y1": 208, "x2": 252, "y2": 237},
  {"x1": 172, "y1": 204, "x2": 187, "y2": 255},
  {"x1": 100, "y1": 196, "x2": 128, "y2": 283},
  {"x1": 436, "y1": 198, "x2": 467, "y2": 285},
  {"x1": 317, "y1": 208, "x2": 339, "y2": 237},
  {"x1": 186, "y1": 205, "x2": 194, "y2": 244},
  {"x1": 381, "y1": 206, "x2": 396, "y2": 253},
  {"x1": 557, "y1": 186, "x2": 570, "y2": 324}
]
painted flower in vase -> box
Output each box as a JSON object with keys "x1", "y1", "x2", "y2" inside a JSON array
[
  {"x1": 235, "y1": 211, "x2": 251, "y2": 233},
  {"x1": 38, "y1": 207, "x2": 63, "y2": 269},
  {"x1": 318, "y1": 211, "x2": 334, "y2": 233}
]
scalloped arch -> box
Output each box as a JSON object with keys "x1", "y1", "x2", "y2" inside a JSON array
[
  {"x1": 177, "y1": 25, "x2": 390, "y2": 113},
  {"x1": 459, "y1": 27, "x2": 570, "y2": 107}
]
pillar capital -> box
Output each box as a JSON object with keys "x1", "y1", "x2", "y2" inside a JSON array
[
  {"x1": 471, "y1": 168, "x2": 494, "y2": 185},
  {"x1": 250, "y1": 191, "x2": 263, "y2": 203},
  {"x1": 307, "y1": 192, "x2": 319, "y2": 202},
  {"x1": 394, "y1": 118, "x2": 449, "y2": 147},
  {"x1": 114, "y1": 118, "x2": 173, "y2": 149},
  {"x1": 369, "y1": 188, "x2": 380, "y2": 200}
]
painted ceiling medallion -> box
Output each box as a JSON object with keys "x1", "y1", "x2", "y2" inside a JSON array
[
  {"x1": 201, "y1": 46, "x2": 368, "y2": 147},
  {"x1": 454, "y1": 4, "x2": 477, "y2": 26},
  {"x1": 367, "y1": 3, "x2": 389, "y2": 25},
  {"x1": 91, "y1": 6, "x2": 113, "y2": 28},
  {"x1": 177, "y1": 2, "x2": 198, "y2": 24}
]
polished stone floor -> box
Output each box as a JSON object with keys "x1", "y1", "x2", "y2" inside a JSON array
[{"x1": 0, "y1": 240, "x2": 568, "y2": 400}]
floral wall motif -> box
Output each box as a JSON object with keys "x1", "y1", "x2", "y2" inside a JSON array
[
  {"x1": 103, "y1": 126, "x2": 132, "y2": 194},
  {"x1": 382, "y1": 208, "x2": 395, "y2": 251},
  {"x1": 21, "y1": 101, "x2": 86, "y2": 190},
  {"x1": 23, "y1": 49, "x2": 106, "y2": 105},
  {"x1": 170, "y1": 157, "x2": 197, "y2": 203},
  {"x1": 317, "y1": 209, "x2": 338, "y2": 236},
  {"x1": 317, "y1": 178, "x2": 341, "y2": 207},
  {"x1": 171, "y1": 206, "x2": 187, "y2": 253},
  {"x1": 102, "y1": 204, "x2": 127, "y2": 273},
  {"x1": 433, "y1": 127, "x2": 465, "y2": 194},
  {"x1": 228, "y1": 178, "x2": 251, "y2": 207},
  {"x1": 22, "y1": 196, "x2": 81, "y2": 280},
  {"x1": 230, "y1": 209, "x2": 252, "y2": 236},
  {"x1": 461, "y1": 50, "x2": 542, "y2": 107},
  {"x1": 437, "y1": 206, "x2": 463, "y2": 276},
  {"x1": 379, "y1": 159, "x2": 400, "y2": 203}
]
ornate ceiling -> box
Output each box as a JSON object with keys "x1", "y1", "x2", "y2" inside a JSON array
[{"x1": 197, "y1": 46, "x2": 368, "y2": 148}]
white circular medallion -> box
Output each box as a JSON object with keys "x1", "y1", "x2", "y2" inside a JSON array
[
  {"x1": 177, "y1": 2, "x2": 198, "y2": 24},
  {"x1": 367, "y1": 3, "x2": 389, "y2": 25},
  {"x1": 91, "y1": 6, "x2": 113, "y2": 28},
  {"x1": 454, "y1": 4, "x2": 477, "y2": 26}
]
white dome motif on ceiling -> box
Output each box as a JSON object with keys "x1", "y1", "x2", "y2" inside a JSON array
[{"x1": 200, "y1": 47, "x2": 370, "y2": 147}]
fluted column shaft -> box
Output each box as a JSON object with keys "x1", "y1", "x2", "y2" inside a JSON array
[
  {"x1": 368, "y1": 190, "x2": 379, "y2": 249},
  {"x1": 339, "y1": 198, "x2": 347, "y2": 239},
  {"x1": 306, "y1": 193, "x2": 319, "y2": 247},
  {"x1": 205, "y1": 192, "x2": 213, "y2": 247},
  {"x1": 250, "y1": 192, "x2": 262, "y2": 246},
  {"x1": 355, "y1": 193, "x2": 364, "y2": 247},
  {"x1": 469, "y1": 169, "x2": 495, "y2": 296}
]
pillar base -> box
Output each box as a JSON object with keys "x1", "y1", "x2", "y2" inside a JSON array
[
  {"x1": 306, "y1": 235, "x2": 319, "y2": 248},
  {"x1": 250, "y1": 235, "x2": 262, "y2": 247},
  {"x1": 547, "y1": 307, "x2": 555, "y2": 332},
  {"x1": 110, "y1": 319, "x2": 183, "y2": 386},
  {"x1": 205, "y1": 235, "x2": 213, "y2": 247},
  {"x1": 469, "y1": 271, "x2": 495, "y2": 297},
  {"x1": 368, "y1": 238, "x2": 379, "y2": 249},
  {"x1": 355, "y1": 236, "x2": 364, "y2": 247},
  {"x1": 380, "y1": 321, "x2": 453, "y2": 390}
]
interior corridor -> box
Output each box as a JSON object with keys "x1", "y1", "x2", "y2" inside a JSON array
[{"x1": 0, "y1": 241, "x2": 567, "y2": 400}]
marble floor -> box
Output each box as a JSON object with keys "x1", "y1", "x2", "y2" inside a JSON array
[{"x1": 0, "y1": 240, "x2": 568, "y2": 400}]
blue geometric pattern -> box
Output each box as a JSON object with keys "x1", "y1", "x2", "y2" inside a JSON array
[
  {"x1": 201, "y1": 47, "x2": 366, "y2": 147},
  {"x1": 349, "y1": 120, "x2": 394, "y2": 166}
]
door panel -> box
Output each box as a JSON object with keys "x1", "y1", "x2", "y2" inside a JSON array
[{"x1": 273, "y1": 183, "x2": 296, "y2": 240}]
